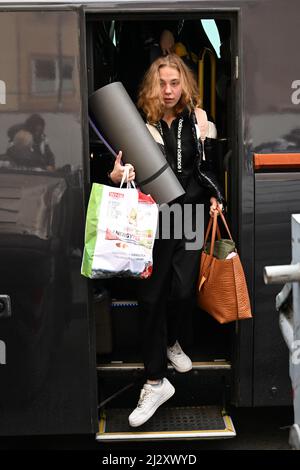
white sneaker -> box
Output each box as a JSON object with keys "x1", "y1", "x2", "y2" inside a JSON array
[
  {"x1": 167, "y1": 341, "x2": 193, "y2": 372},
  {"x1": 128, "y1": 378, "x2": 175, "y2": 427}
]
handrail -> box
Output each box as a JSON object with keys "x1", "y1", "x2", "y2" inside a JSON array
[{"x1": 198, "y1": 47, "x2": 216, "y2": 121}]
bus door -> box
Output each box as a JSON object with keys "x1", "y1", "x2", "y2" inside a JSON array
[
  {"x1": 85, "y1": 9, "x2": 239, "y2": 442},
  {"x1": 0, "y1": 8, "x2": 97, "y2": 436}
]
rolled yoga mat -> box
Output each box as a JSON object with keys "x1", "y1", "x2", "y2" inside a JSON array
[{"x1": 89, "y1": 82, "x2": 185, "y2": 204}]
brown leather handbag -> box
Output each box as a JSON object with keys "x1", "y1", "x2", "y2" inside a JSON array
[{"x1": 197, "y1": 210, "x2": 252, "y2": 324}]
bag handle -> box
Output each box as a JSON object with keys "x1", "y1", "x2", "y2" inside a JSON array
[
  {"x1": 89, "y1": 117, "x2": 137, "y2": 192},
  {"x1": 203, "y1": 213, "x2": 221, "y2": 249},
  {"x1": 210, "y1": 212, "x2": 218, "y2": 256},
  {"x1": 217, "y1": 208, "x2": 233, "y2": 241},
  {"x1": 203, "y1": 208, "x2": 233, "y2": 257},
  {"x1": 120, "y1": 165, "x2": 136, "y2": 189}
]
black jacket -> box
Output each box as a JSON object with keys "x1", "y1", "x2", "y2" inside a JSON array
[{"x1": 146, "y1": 110, "x2": 224, "y2": 204}]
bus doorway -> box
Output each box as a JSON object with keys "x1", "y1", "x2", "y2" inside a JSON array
[{"x1": 85, "y1": 13, "x2": 239, "y2": 441}]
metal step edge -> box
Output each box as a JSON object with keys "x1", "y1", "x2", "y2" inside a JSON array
[
  {"x1": 111, "y1": 300, "x2": 138, "y2": 307},
  {"x1": 97, "y1": 360, "x2": 231, "y2": 372},
  {"x1": 96, "y1": 410, "x2": 236, "y2": 442}
]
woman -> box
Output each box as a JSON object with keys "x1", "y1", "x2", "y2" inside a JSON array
[{"x1": 108, "y1": 54, "x2": 223, "y2": 427}]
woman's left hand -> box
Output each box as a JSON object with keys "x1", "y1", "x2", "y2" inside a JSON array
[{"x1": 209, "y1": 197, "x2": 223, "y2": 217}]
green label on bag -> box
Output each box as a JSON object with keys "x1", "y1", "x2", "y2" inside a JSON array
[{"x1": 81, "y1": 183, "x2": 103, "y2": 278}]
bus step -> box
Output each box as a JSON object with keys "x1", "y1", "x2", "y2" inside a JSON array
[
  {"x1": 97, "y1": 360, "x2": 231, "y2": 372},
  {"x1": 96, "y1": 405, "x2": 236, "y2": 441}
]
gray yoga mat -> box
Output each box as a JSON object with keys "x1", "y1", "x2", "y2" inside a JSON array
[{"x1": 89, "y1": 82, "x2": 185, "y2": 204}]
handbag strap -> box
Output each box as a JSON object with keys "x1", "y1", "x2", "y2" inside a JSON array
[
  {"x1": 218, "y1": 208, "x2": 233, "y2": 241},
  {"x1": 203, "y1": 208, "x2": 233, "y2": 256},
  {"x1": 89, "y1": 117, "x2": 137, "y2": 191},
  {"x1": 203, "y1": 212, "x2": 218, "y2": 256},
  {"x1": 204, "y1": 214, "x2": 221, "y2": 246}
]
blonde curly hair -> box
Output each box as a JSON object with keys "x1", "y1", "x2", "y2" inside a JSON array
[{"x1": 137, "y1": 54, "x2": 201, "y2": 124}]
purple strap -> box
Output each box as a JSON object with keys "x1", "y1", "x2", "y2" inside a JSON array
[{"x1": 88, "y1": 116, "x2": 117, "y2": 159}]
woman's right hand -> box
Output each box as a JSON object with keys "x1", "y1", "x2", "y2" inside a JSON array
[{"x1": 109, "y1": 151, "x2": 136, "y2": 184}]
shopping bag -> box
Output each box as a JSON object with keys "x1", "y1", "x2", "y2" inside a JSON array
[
  {"x1": 81, "y1": 178, "x2": 158, "y2": 279},
  {"x1": 197, "y1": 209, "x2": 252, "y2": 323}
]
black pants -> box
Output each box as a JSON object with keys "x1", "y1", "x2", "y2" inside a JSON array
[{"x1": 137, "y1": 233, "x2": 201, "y2": 380}]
